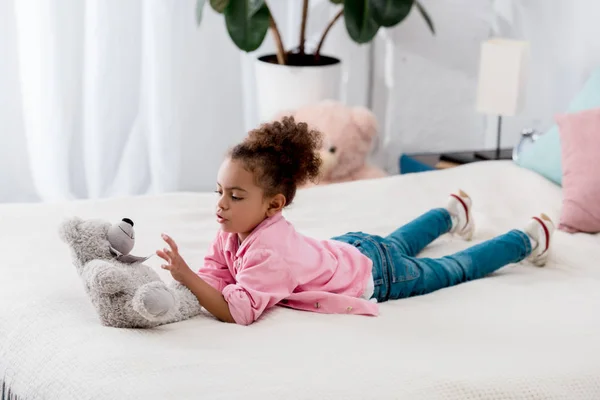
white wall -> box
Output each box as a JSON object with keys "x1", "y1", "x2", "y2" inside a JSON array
[
  {"x1": 371, "y1": 0, "x2": 493, "y2": 172},
  {"x1": 372, "y1": 0, "x2": 600, "y2": 173},
  {"x1": 488, "y1": 0, "x2": 600, "y2": 149}
]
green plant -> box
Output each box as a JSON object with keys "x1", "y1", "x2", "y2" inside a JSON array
[{"x1": 196, "y1": 0, "x2": 434, "y2": 65}]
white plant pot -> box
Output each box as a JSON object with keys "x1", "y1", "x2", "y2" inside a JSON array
[{"x1": 254, "y1": 54, "x2": 342, "y2": 123}]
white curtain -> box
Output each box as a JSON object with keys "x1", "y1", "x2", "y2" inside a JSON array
[
  {"x1": 0, "y1": 0, "x2": 370, "y2": 203},
  {"x1": 1, "y1": 0, "x2": 250, "y2": 203}
]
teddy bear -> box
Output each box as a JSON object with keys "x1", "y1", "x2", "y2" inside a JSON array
[
  {"x1": 59, "y1": 216, "x2": 203, "y2": 328},
  {"x1": 276, "y1": 100, "x2": 387, "y2": 186}
]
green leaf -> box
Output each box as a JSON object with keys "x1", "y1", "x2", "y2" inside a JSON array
[
  {"x1": 415, "y1": 1, "x2": 435, "y2": 34},
  {"x1": 369, "y1": 0, "x2": 413, "y2": 27},
  {"x1": 209, "y1": 0, "x2": 229, "y2": 13},
  {"x1": 249, "y1": 0, "x2": 265, "y2": 16},
  {"x1": 196, "y1": 0, "x2": 206, "y2": 25},
  {"x1": 224, "y1": 1, "x2": 270, "y2": 52},
  {"x1": 344, "y1": 0, "x2": 380, "y2": 44},
  {"x1": 330, "y1": 0, "x2": 344, "y2": 4}
]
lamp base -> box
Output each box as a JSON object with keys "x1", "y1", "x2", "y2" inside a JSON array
[{"x1": 472, "y1": 115, "x2": 512, "y2": 160}]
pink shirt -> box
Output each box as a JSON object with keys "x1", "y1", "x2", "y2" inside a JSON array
[{"x1": 197, "y1": 212, "x2": 379, "y2": 325}]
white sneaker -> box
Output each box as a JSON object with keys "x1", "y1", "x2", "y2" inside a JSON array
[
  {"x1": 523, "y1": 213, "x2": 555, "y2": 267},
  {"x1": 446, "y1": 189, "x2": 475, "y2": 241}
]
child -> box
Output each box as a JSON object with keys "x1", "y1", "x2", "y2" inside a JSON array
[{"x1": 157, "y1": 117, "x2": 555, "y2": 326}]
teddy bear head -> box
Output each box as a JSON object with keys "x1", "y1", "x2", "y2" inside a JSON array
[
  {"x1": 279, "y1": 100, "x2": 379, "y2": 182},
  {"x1": 59, "y1": 217, "x2": 146, "y2": 272}
]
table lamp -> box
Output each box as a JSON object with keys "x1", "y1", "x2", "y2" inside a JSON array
[{"x1": 475, "y1": 38, "x2": 530, "y2": 160}]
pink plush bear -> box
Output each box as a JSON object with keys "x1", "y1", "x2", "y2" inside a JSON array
[{"x1": 276, "y1": 100, "x2": 387, "y2": 187}]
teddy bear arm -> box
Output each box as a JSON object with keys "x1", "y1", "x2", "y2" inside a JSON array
[
  {"x1": 170, "y1": 282, "x2": 204, "y2": 322},
  {"x1": 84, "y1": 260, "x2": 131, "y2": 294}
]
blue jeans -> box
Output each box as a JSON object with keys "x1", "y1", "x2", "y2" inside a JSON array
[{"x1": 332, "y1": 208, "x2": 532, "y2": 302}]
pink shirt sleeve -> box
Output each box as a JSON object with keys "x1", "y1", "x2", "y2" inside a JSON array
[
  {"x1": 196, "y1": 235, "x2": 234, "y2": 292},
  {"x1": 222, "y1": 249, "x2": 296, "y2": 326}
]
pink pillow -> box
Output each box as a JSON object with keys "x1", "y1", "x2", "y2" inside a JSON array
[{"x1": 555, "y1": 108, "x2": 600, "y2": 233}]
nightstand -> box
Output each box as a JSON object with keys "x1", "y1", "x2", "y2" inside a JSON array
[{"x1": 399, "y1": 148, "x2": 513, "y2": 174}]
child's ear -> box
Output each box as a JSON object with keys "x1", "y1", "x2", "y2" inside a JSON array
[{"x1": 266, "y1": 194, "x2": 286, "y2": 216}]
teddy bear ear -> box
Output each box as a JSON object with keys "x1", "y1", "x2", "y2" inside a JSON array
[
  {"x1": 58, "y1": 216, "x2": 83, "y2": 244},
  {"x1": 351, "y1": 106, "x2": 379, "y2": 141}
]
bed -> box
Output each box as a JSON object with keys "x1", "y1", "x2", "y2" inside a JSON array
[{"x1": 2, "y1": 161, "x2": 600, "y2": 399}]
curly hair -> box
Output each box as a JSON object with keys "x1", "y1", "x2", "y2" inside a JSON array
[{"x1": 229, "y1": 116, "x2": 322, "y2": 206}]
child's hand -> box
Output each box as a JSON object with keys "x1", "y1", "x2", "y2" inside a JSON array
[{"x1": 156, "y1": 234, "x2": 193, "y2": 284}]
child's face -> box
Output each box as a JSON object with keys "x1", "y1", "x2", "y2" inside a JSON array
[{"x1": 215, "y1": 158, "x2": 282, "y2": 241}]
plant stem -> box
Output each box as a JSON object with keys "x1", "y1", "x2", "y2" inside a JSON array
[
  {"x1": 299, "y1": 0, "x2": 309, "y2": 54},
  {"x1": 269, "y1": 12, "x2": 287, "y2": 65},
  {"x1": 315, "y1": 8, "x2": 343, "y2": 58}
]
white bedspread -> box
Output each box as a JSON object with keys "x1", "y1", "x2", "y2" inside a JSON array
[{"x1": 2, "y1": 161, "x2": 600, "y2": 400}]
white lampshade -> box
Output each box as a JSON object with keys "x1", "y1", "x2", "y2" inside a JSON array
[{"x1": 476, "y1": 38, "x2": 530, "y2": 116}]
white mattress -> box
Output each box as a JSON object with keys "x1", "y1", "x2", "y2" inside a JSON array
[{"x1": 2, "y1": 161, "x2": 600, "y2": 400}]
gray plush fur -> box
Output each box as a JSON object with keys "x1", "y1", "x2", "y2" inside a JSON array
[{"x1": 59, "y1": 217, "x2": 203, "y2": 328}]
